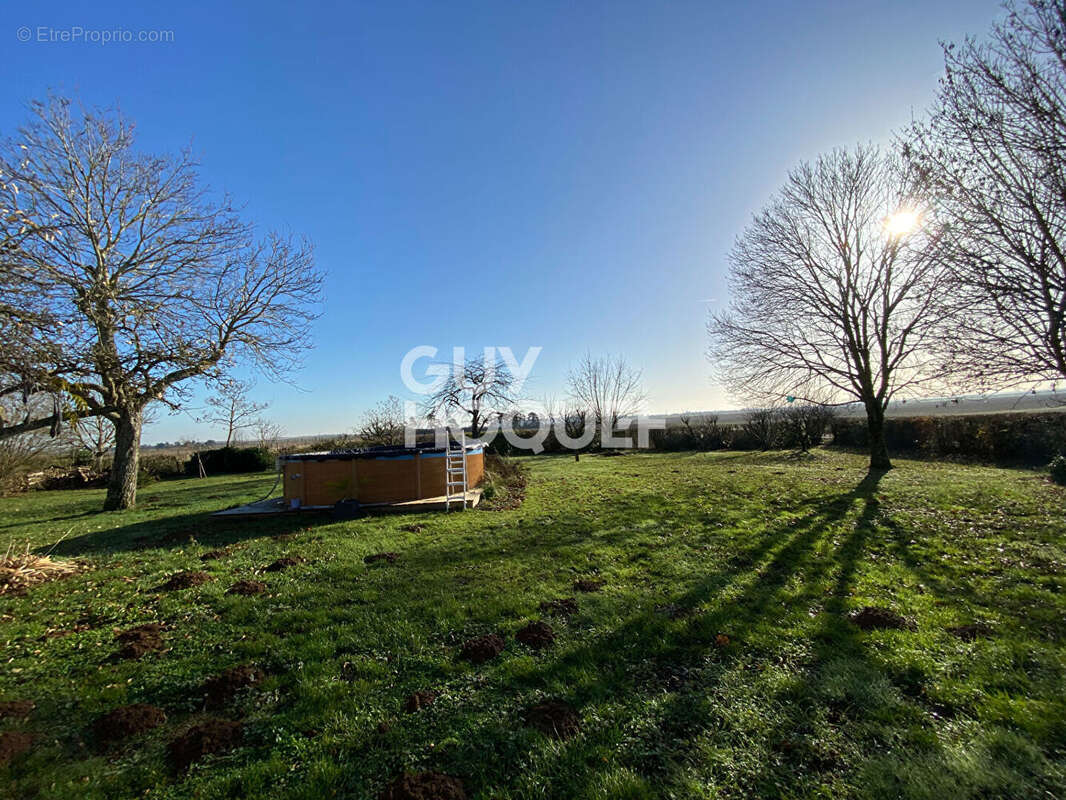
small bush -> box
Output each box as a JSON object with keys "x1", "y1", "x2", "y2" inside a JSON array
[
  {"x1": 741, "y1": 408, "x2": 783, "y2": 450},
  {"x1": 1050, "y1": 455, "x2": 1066, "y2": 486},
  {"x1": 480, "y1": 454, "x2": 528, "y2": 509},
  {"x1": 139, "y1": 453, "x2": 186, "y2": 483},
  {"x1": 780, "y1": 403, "x2": 836, "y2": 452}
]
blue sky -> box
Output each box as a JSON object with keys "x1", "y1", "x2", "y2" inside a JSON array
[{"x1": 5, "y1": 0, "x2": 1004, "y2": 443}]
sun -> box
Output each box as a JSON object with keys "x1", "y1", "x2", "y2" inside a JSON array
[{"x1": 885, "y1": 208, "x2": 921, "y2": 236}]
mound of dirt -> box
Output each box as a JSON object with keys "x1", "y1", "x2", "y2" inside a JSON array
[
  {"x1": 539, "y1": 597, "x2": 578, "y2": 617},
  {"x1": 91, "y1": 704, "x2": 166, "y2": 747},
  {"x1": 364, "y1": 552, "x2": 399, "y2": 565},
  {"x1": 263, "y1": 556, "x2": 305, "y2": 572},
  {"x1": 379, "y1": 772, "x2": 466, "y2": 800},
  {"x1": 403, "y1": 690, "x2": 437, "y2": 713},
  {"x1": 948, "y1": 622, "x2": 993, "y2": 641},
  {"x1": 203, "y1": 665, "x2": 264, "y2": 709},
  {"x1": 116, "y1": 623, "x2": 164, "y2": 659},
  {"x1": 200, "y1": 549, "x2": 230, "y2": 561},
  {"x1": 0, "y1": 731, "x2": 35, "y2": 767},
  {"x1": 522, "y1": 699, "x2": 581, "y2": 740},
  {"x1": 227, "y1": 580, "x2": 267, "y2": 596},
  {"x1": 848, "y1": 606, "x2": 915, "y2": 631},
  {"x1": 168, "y1": 719, "x2": 243, "y2": 771},
  {"x1": 459, "y1": 633, "x2": 505, "y2": 664},
  {"x1": 516, "y1": 621, "x2": 555, "y2": 649},
  {"x1": 573, "y1": 579, "x2": 604, "y2": 593},
  {"x1": 158, "y1": 571, "x2": 213, "y2": 591},
  {"x1": 0, "y1": 700, "x2": 34, "y2": 719},
  {"x1": 400, "y1": 524, "x2": 424, "y2": 533}
]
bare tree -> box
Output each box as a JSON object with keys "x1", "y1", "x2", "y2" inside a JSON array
[
  {"x1": 0, "y1": 96, "x2": 323, "y2": 509},
  {"x1": 566, "y1": 352, "x2": 646, "y2": 445},
  {"x1": 562, "y1": 407, "x2": 589, "y2": 461},
  {"x1": 905, "y1": 0, "x2": 1066, "y2": 388},
  {"x1": 709, "y1": 145, "x2": 951, "y2": 470},
  {"x1": 741, "y1": 407, "x2": 783, "y2": 450},
  {"x1": 202, "y1": 378, "x2": 266, "y2": 447},
  {"x1": 358, "y1": 395, "x2": 405, "y2": 446},
  {"x1": 780, "y1": 402, "x2": 835, "y2": 453},
  {"x1": 74, "y1": 414, "x2": 115, "y2": 471},
  {"x1": 679, "y1": 412, "x2": 725, "y2": 450},
  {"x1": 253, "y1": 418, "x2": 283, "y2": 451},
  {"x1": 0, "y1": 394, "x2": 62, "y2": 494},
  {"x1": 422, "y1": 355, "x2": 517, "y2": 439}
]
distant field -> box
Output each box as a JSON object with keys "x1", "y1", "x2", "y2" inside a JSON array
[{"x1": 1, "y1": 451, "x2": 1064, "y2": 799}]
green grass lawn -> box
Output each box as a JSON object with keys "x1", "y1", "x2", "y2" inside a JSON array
[{"x1": 1, "y1": 450, "x2": 1064, "y2": 799}]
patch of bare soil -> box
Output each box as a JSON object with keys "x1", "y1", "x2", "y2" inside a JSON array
[
  {"x1": 948, "y1": 622, "x2": 994, "y2": 641},
  {"x1": 0, "y1": 731, "x2": 35, "y2": 766},
  {"x1": 0, "y1": 700, "x2": 34, "y2": 719},
  {"x1": 158, "y1": 571, "x2": 213, "y2": 591},
  {"x1": 651, "y1": 662, "x2": 696, "y2": 691},
  {"x1": 656, "y1": 603, "x2": 696, "y2": 620},
  {"x1": 400, "y1": 524, "x2": 424, "y2": 533},
  {"x1": 364, "y1": 552, "x2": 399, "y2": 565},
  {"x1": 459, "y1": 633, "x2": 505, "y2": 664},
  {"x1": 203, "y1": 665, "x2": 264, "y2": 709},
  {"x1": 516, "y1": 621, "x2": 555, "y2": 649},
  {"x1": 263, "y1": 556, "x2": 305, "y2": 572},
  {"x1": 168, "y1": 719, "x2": 243, "y2": 771},
  {"x1": 115, "y1": 623, "x2": 164, "y2": 659},
  {"x1": 403, "y1": 690, "x2": 437, "y2": 713},
  {"x1": 573, "y1": 578, "x2": 604, "y2": 593},
  {"x1": 522, "y1": 699, "x2": 581, "y2": 740},
  {"x1": 379, "y1": 772, "x2": 466, "y2": 800},
  {"x1": 158, "y1": 529, "x2": 198, "y2": 545},
  {"x1": 91, "y1": 704, "x2": 166, "y2": 748},
  {"x1": 539, "y1": 597, "x2": 578, "y2": 617},
  {"x1": 227, "y1": 580, "x2": 267, "y2": 596},
  {"x1": 200, "y1": 549, "x2": 230, "y2": 561},
  {"x1": 848, "y1": 606, "x2": 915, "y2": 631}
]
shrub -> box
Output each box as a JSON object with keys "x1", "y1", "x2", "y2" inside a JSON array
[
  {"x1": 661, "y1": 414, "x2": 726, "y2": 451},
  {"x1": 139, "y1": 453, "x2": 186, "y2": 484},
  {"x1": 1050, "y1": 454, "x2": 1066, "y2": 486},
  {"x1": 187, "y1": 447, "x2": 274, "y2": 476},
  {"x1": 741, "y1": 408, "x2": 783, "y2": 450},
  {"x1": 780, "y1": 404, "x2": 836, "y2": 452},
  {"x1": 480, "y1": 453, "x2": 528, "y2": 509}
]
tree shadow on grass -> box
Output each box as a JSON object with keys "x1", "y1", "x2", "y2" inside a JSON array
[
  {"x1": 42, "y1": 507, "x2": 323, "y2": 557},
  {"x1": 328, "y1": 470, "x2": 894, "y2": 797}
]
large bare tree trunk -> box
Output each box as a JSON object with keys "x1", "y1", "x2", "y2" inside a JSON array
[
  {"x1": 865, "y1": 403, "x2": 892, "y2": 472},
  {"x1": 104, "y1": 409, "x2": 142, "y2": 510}
]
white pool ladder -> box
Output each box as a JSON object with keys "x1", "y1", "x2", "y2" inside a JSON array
[{"x1": 444, "y1": 429, "x2": 468, "y2": 511}]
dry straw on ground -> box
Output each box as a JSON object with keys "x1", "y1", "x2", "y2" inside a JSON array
[{"x1": 0, "y1": 542, "x2": 79, "y2": 595}]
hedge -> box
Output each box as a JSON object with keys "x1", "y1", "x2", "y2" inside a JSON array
[
  {"x1": 186, "y1": 446, "x2": 275, "y2": 476},
  {"x1": 830, "y1": 412, "x2": 1066, "y2": 465}
]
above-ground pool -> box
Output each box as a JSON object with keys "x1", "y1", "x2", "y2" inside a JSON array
[{"x1": 279, "y1": 444, "x2": 484, "y2": 508}]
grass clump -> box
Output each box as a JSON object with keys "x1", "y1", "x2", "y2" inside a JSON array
[{"x1": 1049, "y1": 453, "x2": 1066, "y2": 485}]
